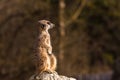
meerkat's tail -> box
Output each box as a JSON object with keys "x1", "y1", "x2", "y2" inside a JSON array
[{"x1": 49, "y1": 54, "x2": 57, "y2": 71}]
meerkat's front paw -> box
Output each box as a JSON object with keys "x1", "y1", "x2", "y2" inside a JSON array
[{"x1": 47, "y1": 49, "x2": 52, "y2": 54}]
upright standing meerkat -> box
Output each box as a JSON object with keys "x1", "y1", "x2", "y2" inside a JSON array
[{"x1": 34, "y1": 20, "x2": 57, "y2": 74}]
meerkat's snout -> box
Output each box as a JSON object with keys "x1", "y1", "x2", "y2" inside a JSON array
[{"x1": 50, "y1": 23, "x2": 55, "y2": 29}]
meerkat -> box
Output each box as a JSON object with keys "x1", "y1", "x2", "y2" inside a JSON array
[{"x1": 34, "y1": 20, "x2": 57, "y2": 74}]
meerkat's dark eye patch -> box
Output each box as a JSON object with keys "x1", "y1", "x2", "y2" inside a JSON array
[{"x1": 47, "y1": 21, "x2": 51, "y2": 25}]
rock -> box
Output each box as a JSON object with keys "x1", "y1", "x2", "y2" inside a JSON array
[{"x1": 29, "y1": 71, "x2": 76, "y2": 80}]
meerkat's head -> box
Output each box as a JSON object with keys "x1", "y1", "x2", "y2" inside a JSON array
[{"x1": 38, "y1": 20, "x2": 55, "y2": 31}]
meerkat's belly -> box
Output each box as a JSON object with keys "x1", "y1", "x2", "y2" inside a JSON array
[{"x1": 36, "y1": 47, "x2": 51, "y2": 72}]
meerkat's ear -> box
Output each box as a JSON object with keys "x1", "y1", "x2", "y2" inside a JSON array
[
  {"x1": 40, "y1": 24, "x2": 45, "y2": 29},
  {"x1": 38, "y1": 20, "x2": 45, "y2": 29}
]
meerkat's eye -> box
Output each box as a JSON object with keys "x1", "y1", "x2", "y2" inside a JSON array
[{"x1": 47, "y1": 21, "x2": 50, "y2": 25}]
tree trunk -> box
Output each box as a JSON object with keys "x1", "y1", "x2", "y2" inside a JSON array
[{"x1": 58, "y1": 0, "x2": 66, "y2": 73}]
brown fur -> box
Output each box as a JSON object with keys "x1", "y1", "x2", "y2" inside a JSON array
[{"x1": 34, "y1": 20, "x2": 57, "y2": 74}]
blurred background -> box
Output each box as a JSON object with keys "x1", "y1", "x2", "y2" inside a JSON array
[{"x1": 0, "y1": 0, "x2": 120, "y2": 80}]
